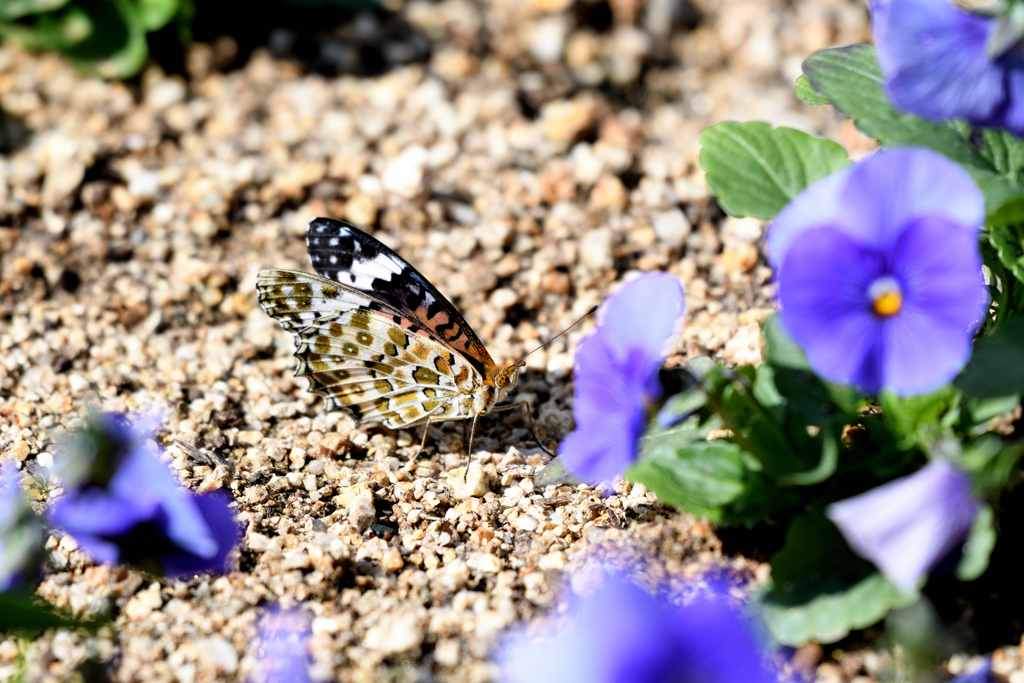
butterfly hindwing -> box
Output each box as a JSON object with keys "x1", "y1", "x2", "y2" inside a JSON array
[
  {"x1": 256, "y1": 269, "x2": 391, "y2": 333},
  {"x1": 305, "y1": 218, "x2": 496, "y2": 376},
  {"x1": 257, "y1": 268, "x2": 482, "y2": 429}
]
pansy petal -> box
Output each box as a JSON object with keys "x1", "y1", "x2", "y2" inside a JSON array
[
  {"x1": 48, "y1": 490, "x2": 155, "y2": 538},
  {"x1": 826, "y1": 461, "x2": 979, "y2": 592},
  {"x1": 110, "y1": 445, "x2": 221, "y2": 560},
  {"x1": 778, "y1": 226, "x2": 886, "y2": 391},
  {"x1": 670, "y1": 588, "x2": 777, "y2": 683},
  {"x1": 874, "y1": 0, "x2": 1003, "y2": 121},
  {"x1": 560, "y1": 336, "x2": 651, "y2": 483},
  {"x1": 995, "y1": 64, "x2": 1024, "y2": 132},
  {"x1": 253, "y1": 605, "x2": 314, "y2": 683},
  {"x1": 497, "y1": 572, "x2": 776, "y2": 683},
  {"x1": 838, "y1": 149, "x2": 984, "y2": 250},
  {"x1": 161, "y1": 492, "x2": 240, "y2": 578},
  {"x1": 0, "y1": 461, "x2": 22, "y2": 532},
  {"x1": 598, "y1": 273, "x2": 686, "y2": 364},
  {"x1": 881, "y1": 216, "x2": 988, "y2": 394},
  {"x1": 765, "y1": 167, "x2": 851, "y2": 269}
]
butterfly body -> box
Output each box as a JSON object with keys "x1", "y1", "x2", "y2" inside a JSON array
[{"x1": 256, "y1": 219, "x2": 524, "y2": 432}]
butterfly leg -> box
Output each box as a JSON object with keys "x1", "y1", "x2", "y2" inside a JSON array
[
  {"x1": 489, "y1": 401, "x2": 555, "y2": 457},
  {"x1": 407, "y1": 405, "x2": 449, "y2": 471},
  {"x1": 406, "y1": 417, "x2": 435, "y2": 470},
  {"x1": 462, "y1": 414, "x2": 480, "y2": 482}
]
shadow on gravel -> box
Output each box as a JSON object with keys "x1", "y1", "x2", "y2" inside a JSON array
[
  {"x1": 0, "y1": 106, "x2": 30, "y2": 155},
  {"x1": 148, "y1": 2, "x2": 430, "y2": 77}
]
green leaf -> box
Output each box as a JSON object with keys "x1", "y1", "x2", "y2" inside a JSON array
[
  {"x1": 626, "y1": 440, "x2": 749, "y2": 516},
  {"x1": 802, "y1": 45, "x2": 989, "y2": 169},
  {"x1": 776, "y1": 426, "x2": 839, "y2": 486},
  {"x1": 980, "y1": 128, "x2": 1024, "y2": 179},
  {"x1": 761, "y1": 314, "x2": 863, "y2": 414},
  {"x1": 802, "y1": 45, "x2": 1024, "y2": 221},
  {"x1": 955, "y1": 319, "x2": 1024, "y2": 398},
  {"x1": 762, "y1": 314, "x2": 809, "y2": 371},
  {"x1": 756, "y1": 512, "x2": 918, "y2": 645},
  {"x1": 957, "y1": 505, "x2": 996, "y2": 581},
  {"x1": 795, "y1": 74, "x2": 830, "y2": 106},
  {"x1": 133, "y1": 0, "x2": 181, "y2": 31},
  {"x1": 877, "y1": 388, "x2": 958, "y2": 450},
  {"x1": 0, "y1": 0, "x2": 70, "y2": 20},
  {"x1": 86, "y1": 0, "x2": 148, "y2": 79},
  {"x1": 959, "y1": 435, "x2": 1024, "y2": 491},
  {"x1": 0, "y1": 0, "x2": 156, "y2": 79},
  {"x1": 987, "y1": 224, "x2": 1024, "y2": 284},
  {"x1": 0, "y1": 592, "x2": 100, "y2": 633},
  {"x1": 628, "y1": 440, "x2": 750, "y2": 522},
  {"x1": 698, "y1": 121, "x2": 850, "y2": 220},
  {"x1": 964, "y1": 394, "x2": 1021, "y2": 428}
]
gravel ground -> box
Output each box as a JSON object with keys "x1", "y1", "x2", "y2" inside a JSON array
[{"x1": 1, "y1": 0, "x2": 1011, "y2": 680}]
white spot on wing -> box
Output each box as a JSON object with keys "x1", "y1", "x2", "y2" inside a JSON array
[{"x1": 354, "y1": 255, "x2": 403, "y2": 278}]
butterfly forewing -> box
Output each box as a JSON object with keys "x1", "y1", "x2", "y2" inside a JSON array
[
  {"x1": 257, "y1": 268, "x2": 483, "y2": 429},
  {"x1": 305, "y1": 218, "x2": 497, "y2": 376}
]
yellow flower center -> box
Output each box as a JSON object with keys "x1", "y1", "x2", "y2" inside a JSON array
[{"x1": 868, "y1": 277, "x2": 903, "y2": 318}]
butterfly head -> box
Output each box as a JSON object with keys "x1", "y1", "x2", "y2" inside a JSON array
[{"x1": 493, "y1": 361, "x2": 525, "y2": 402}]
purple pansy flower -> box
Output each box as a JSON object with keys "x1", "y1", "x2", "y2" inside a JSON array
[
  {"x1": 48, "y1": 412, "x2": 241, "y2": 578},
  {"x1": 497, "y1": 572, "x2": 776, "y2": 683},
  {"x1": 559, "y1": 273, "x2": 686, "y2": 483},
  {"x1": 826, "y1": 460, "x2": 981, "y2": 593},
  {"x1": 768, "y1": 148, "x2": 989, "y2": 395},
  {"x1": 872, "y1": 0, "x2": 1024, "y2": 136},
  {"x1": 952, "y1": 658, "x2": 996, "y2": 683},
  {"x1": 1, "y1": 461, "x2": 41, "y2": 592},
  {"x1": 252, "y1": 604, "x2": 313, "y2": 683}
]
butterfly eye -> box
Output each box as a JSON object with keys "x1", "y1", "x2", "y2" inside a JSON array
[{"x1": 496, "y1": 373, "x2": 509, "y2": 388}]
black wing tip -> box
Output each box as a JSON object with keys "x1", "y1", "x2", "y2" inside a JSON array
[{"x1": 308, "y1": 216, "x2": 366, "y2": 236}]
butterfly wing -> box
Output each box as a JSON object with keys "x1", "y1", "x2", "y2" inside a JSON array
[
  {"x1": 304, "y1": 217, "x2": 497, "y2": 376},
  {"x1": 257, "y1": 269, "x2": 481, "y2": 428}
]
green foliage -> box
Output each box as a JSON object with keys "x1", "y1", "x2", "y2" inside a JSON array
[
  {"x1": 698, "y1": 122, "x2": 850, "y2": 220},
  {"x1": 635, "y1": 315, "x2": 1024, "y2": 644},
  {"x1": 957, "y1": 505, "x2": 997, "y2": 581},
  {"x1": 684, "y1": 34, "x2": 1024, "y2": 651},
  {"x1": 756, "y1": 512, "x2": 918, "y2": 645},
  {"x1": 956, "y1": 319, "x2": 1024, "y2": 399},
  {"x1": 0, "y1": 0, "x2": 187, "y2": 78},
  {"x1": 794, "y1": 74, "x2": 829, "y2": 106},
  {"x1": 0, "y1": 592, "x2": 102, "y2": 633}
]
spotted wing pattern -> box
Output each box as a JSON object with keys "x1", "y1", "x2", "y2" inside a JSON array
[
  {"x1": 305, "y1": 217, "x2": 497, "y2": 376},
  {"x1": 257, "y1": 269, "x2": 482, "y2": 428}
]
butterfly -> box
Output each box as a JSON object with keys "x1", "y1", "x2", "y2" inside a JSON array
[{"x1": 256, "y1": 217, "x2": 545, "y2": 456}]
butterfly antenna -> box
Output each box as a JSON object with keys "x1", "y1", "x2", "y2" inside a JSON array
[{"x1": 512, "y1": 306, "x2": 597, "y2": 366}]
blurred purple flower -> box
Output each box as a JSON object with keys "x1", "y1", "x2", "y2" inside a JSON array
[
  {"x1": 1, "y1": 461, "x2": 41, "y2": 592},
  {"x1": 952, "y1": 658, "x2": 996, "y2": 683},
  {"x1": 497, "y1": 572, "x2": 776, "y2": 683},
  {"x1": 252, "y1": 605, "x2": 313, "y2": 683},
  {"x1": 826, "y1": 460, "x2": 980, "y2": 593},
  {"x1": 48, "y1": 412, "x2": 241, "y2": 578},
  {"x1": 768, "y1": 148, "x2": 988, "y2": 395},
  {"x1": 872, "y1": 0, "x2": 1024, "y2": 135},
  {"x1": 559, "y1": 273, "x2": 686, "y2": 483}
]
